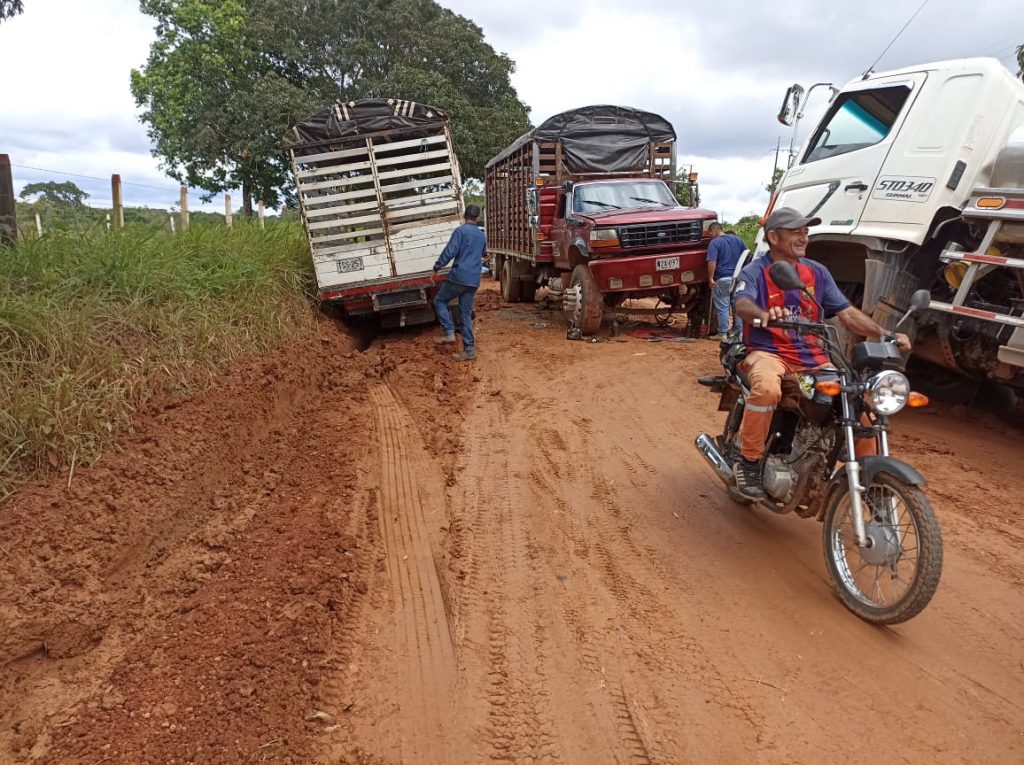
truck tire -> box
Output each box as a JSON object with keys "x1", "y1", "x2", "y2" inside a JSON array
[
  {"x1": 521, "y1": 280, "x2": 538, "y2": 303},
  {"x1": 570, "y1": 264, "x2": 603, "y2": 335},
  {"x1": 501, "y1": 258, "x2": 522, "y2": 303}
]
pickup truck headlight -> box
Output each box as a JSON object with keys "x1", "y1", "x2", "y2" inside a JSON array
[
  {"x1": 865, "y1": 370, "x2": 909, "y2": 415},
  {"x1": 702, "y1": 218, "x2": 718, "y2": 233},
  {"x1": 590, "y1": 228, "x2": 619, "y2": 248}
]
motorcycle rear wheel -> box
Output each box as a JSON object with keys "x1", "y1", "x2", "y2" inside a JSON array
[{"x1": 822, "y1": 473, "x2": 942, "y2": 625}]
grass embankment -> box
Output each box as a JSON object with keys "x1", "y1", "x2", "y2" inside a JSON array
[{"x1": 0, "y1": 223, "x2": 317, "y2": 497}]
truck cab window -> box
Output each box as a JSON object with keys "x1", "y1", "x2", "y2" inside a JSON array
[{"x1": 803, "y1": 85, "x2": 911, "y2": 163}]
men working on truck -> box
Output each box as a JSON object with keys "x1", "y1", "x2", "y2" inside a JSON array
[
  {"x1": 433, "y1": 204, "x2": 486, "y2": 362},
  {"x1": 730, "y1": 207, "x2": 912, "y2": 500},
  {"x1": 706, "y1": 222, "x2": 746, "y2": 338}
]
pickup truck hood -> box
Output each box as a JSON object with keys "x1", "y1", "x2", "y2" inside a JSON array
[{"x1": 584, "y1": 207, "x2": 713, "y2": 226}]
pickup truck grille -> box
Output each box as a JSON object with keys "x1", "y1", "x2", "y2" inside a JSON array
[{"x1": 618, "y1": 221, "x2": 703, "y2": 248}]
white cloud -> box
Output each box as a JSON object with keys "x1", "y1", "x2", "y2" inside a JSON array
[{"x1": 2, "y1": 0, "x2": 1021, "y2": 218}]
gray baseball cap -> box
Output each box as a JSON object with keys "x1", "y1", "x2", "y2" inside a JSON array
[{"x1": 764, "y1": 206, "x2": 821, "y2": 232}]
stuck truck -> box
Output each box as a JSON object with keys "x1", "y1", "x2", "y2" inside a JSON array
[
  {"x1": 485, "y1": 105, "x2": 718, "y2": 334},
  {"x1": 770, "y1": 57, "x2": 1024, "y2": 395},
  {"x1": 289, "y1": 99, "x2": 464, "y2": 327}
]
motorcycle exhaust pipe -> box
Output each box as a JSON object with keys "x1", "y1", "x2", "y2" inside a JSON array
[{"x1": 695, "y1": 433, "x2": 733, "y2": 484}]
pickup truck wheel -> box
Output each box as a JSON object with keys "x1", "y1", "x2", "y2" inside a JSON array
[
  {"x1": 501, "y1": 258, "x2": 522, "y2": 303},
  {"x1": 570, "y1": 264, "x2": 603, "y2": 335}
]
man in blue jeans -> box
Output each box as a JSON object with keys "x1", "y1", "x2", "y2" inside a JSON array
[
  {"x1": 433, "y1": 204, "x2": 486, "y2": 361},
  {"x1": 706, "y1": 222, "x2": 747, "y2": 338}
]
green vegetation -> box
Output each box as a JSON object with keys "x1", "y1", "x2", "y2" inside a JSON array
[
  {"x1": 724, "y1": 215, "x2": 763, "y2": 251},
  {"x1": 0, "y1": 222, "x2": 316, "y2": 497},
  {"x1": 131, "y1": 0, "x2": 530, "y2": 213}
]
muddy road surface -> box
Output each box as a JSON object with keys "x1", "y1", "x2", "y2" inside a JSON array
[{"x1": 2, "y1": 286, "x2": 1022, "y2": 764}]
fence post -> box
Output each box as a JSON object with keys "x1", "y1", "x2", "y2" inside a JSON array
[
  {"x1": 224, "y1": 194, "x2": 232, "y2": 228},
  {"x1": 35, "y1": 212, "x2": 42, "y2": 237},
  {"x1": 0, "y1": 154, "x2": 18, "y2": 246},
  {"x1": 111, "y1": 174, "x2": 124, "y2": 230},
  {"x1": 258, "y1": 199, "x2": 265, "y2": 230},
  {"x1": 169, "y1": 216, "x2": 175, "y2": 234},
  {"x1": 106, "y1": 213, "x2": 111, "y2": 230},
  {"x1": 179, "y1": 186, "x2": 189, "y2": 232}
]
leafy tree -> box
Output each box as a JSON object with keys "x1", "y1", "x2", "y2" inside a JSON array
[
  {"x1": 765, "y1": 167, "x2": 784, "y2": 195},
  {"x1": 729, "y1": 214, "x2": 763, "y2": 251},
  {"x1": 19, "y1": 181, "x2": 90, "y2": 206},
  {"x1": 132, "y1": 0, "x2": 530, "y2": 217},
  {"x1": 0, "y1": 0, "x2": 23, "y2": 21},
  {"x1": 673, "y1": 169, "x2": 699, "y2": 207}
]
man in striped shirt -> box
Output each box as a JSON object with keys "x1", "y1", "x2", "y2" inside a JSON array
[{"x1": 730, "y1": 207, "x2": 911, "y2": 500}]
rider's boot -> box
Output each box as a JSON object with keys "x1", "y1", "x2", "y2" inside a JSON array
[{"x1": 733, "y1": 457, "x2": 765, "y2": 500}]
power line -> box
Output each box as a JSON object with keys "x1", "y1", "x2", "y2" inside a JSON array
[
  {"x1": 966, "y1": 32, "x2": 1024, "y2": 58},
  {"x1": 863, "y1": 0, "x2": 931, "y2": 76},
  {"x1": 11, "y1": 163, "x2": 186, "y2": 194}
]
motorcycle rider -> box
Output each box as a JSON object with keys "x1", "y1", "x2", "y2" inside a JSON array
[{"x1": 730, "y1": 207, "x2": 911, "y2": 500}]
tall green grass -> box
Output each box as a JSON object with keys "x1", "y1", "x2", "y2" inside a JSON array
[{"x1": 0, "y1": 222, "x2": 317, "y2": 497}]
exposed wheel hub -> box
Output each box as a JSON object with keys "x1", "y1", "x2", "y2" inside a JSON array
[{"x1": 858, "y1": 520, "x2": 901, "y2": 566}]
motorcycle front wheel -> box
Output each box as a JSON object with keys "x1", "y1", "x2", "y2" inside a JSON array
[{"x1": 822, "y1": 473, "x2": 943, "y2": 625}]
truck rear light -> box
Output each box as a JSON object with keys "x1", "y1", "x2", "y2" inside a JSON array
[
  {"x1": 660, "y1": 274, "x2": 673, "y2": 285},
  {"x1": 638, "y1": 275, "x2": 654, "y2": 287},
  {"x1": 608, "y1": 277, "x2": 624, "y2": 289},
  {"x1": 977, "y1": 196, "x2": 1006, "y2": 209}
]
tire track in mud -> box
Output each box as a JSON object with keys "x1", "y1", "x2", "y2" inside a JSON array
[{"x1": 370, "y1": 385, "x2": 456, "y2": 764}]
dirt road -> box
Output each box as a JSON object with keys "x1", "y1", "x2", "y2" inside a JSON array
[{"x1": 2, "y1": 285, "x2": 1022, "y2": 763}]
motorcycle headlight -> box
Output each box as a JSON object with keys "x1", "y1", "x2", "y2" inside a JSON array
[{"x1": 865, "y1": 370, "x2": 909, "y2": 415}]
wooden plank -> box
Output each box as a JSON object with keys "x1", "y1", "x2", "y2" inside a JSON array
[
  {"x1": 373, "y1": 148, "x2": 451, "y2": 167},
  {"x1": 298, "y1": 175, "x2": 377, "y2": 192},
  {"x1": 385, "y1": 189, "x2": 458, "y2": 208},
  {"x1": 376, "y1": 161, "x2": 453, "y2": 182},
  {"x1": 292, "y1": 144, "x2": 370, "y2": 166},
  {"x1": 311, "y1": 239, "x2": 388, "y2": 259},
  {"x1": 379, "y1": 175, "x2": 454, "y2": 195},
  {"x1": 387, "y1": 201, "x2": 459, "y2": 221},
  {"x1": 301, "y1": 186, "x2": 379, "y2": 206},
  {"x1": 370, "y1": 134, "x2": 447, "y2": 154},
  {"x1": 307, "y1": 210, "x2": 384, "y2": 230},
  {"x1": 390, "y1": 219, "x2": 461, "y2": 243},
  {"x1": 296, "y1": 159, "x2": 373, "y2": 180},
  {"x1": 311, "y1": 226, "x2": 386, "y2": 244},
  {"x1": 305, "y1": 199, "x2": 381, "y2": 219},
  {"x1": 390, "y1": 212, "x2": 462, "y2": 234}
]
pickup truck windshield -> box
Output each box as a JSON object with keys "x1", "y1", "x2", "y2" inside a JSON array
[
  {"x1": 573, "y1": 181, "x2": 678, "y2": 213},
  {"x1": 804, "y1": 85, "x2": 911, "y2": 163}
]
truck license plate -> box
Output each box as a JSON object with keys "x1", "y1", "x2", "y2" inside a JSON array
[
  {"x1": 656, "y1": 256, "x2": 679, "y2": 271},
  {"x1": 336, "y1": 257, "x2": 364, "y2": 273}
]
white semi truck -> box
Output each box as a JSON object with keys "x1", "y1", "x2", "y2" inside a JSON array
[{"x1": 770, "y1": 57, "x2": 1024, "y2": 396}]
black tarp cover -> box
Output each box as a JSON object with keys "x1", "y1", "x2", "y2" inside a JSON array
[
  {"x1": 486, "y1": 105, "x2": 676, "y2": 174},
  {"x1": 291, "y1": 99, "x2": 449, "y2": 148}
]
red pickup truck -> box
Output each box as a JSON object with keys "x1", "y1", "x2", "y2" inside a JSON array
[{"x1": 485, "y1": 105, "x2": 718, "y2": 334}]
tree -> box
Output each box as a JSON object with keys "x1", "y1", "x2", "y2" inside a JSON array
[
  {"x1": 673, "y1": 169, "x2": 698, "y2": 207},
  {"x1": 19, "y1": 181, "x2": 90, "y2": 206},
  {"x1": 729, "y1": 214, "x2": 763, "y2": 251},
  {"x1": 765, "y1": 167, "x2": 784, "y2": 195},
  {"x1": 131, "y1": 0, "x2": 530, "y2": 215},
  {"x1": 0, "y1": 1, "x2": 24, "y2": 21}
]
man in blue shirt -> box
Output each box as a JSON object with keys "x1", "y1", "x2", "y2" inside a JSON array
[
  {"x1": 706, "y1": 223, "x2": 747, "y2": 338},
  {"x1": 433, "y1": 204, "x2": 486, "y2": 361}
]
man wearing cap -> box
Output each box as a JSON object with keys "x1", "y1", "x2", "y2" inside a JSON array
[
  {"x1": 433, "y1": 204, "x2": 486, "y2": 361},
  {"x1": 729, "y1": 207, "x2": 911, "y2": 500},
  {"x1": 706, "y1": 222, "x2": 746, "y2": 338}
]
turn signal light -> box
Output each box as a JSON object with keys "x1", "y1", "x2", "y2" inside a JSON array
[
  {"x1": 976, "y1": 197, "x2": 1005, "y2": 209},
  {"x1": 908, "y1": 392, "x2": 929, "y2": 408},
  {"x1": 815, "y1": 380, "x2": 842, "y2": 395}
]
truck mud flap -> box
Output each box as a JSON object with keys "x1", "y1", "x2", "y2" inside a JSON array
[{"x1": 373, "y1": 288, "x2": 429, "y2": 311}]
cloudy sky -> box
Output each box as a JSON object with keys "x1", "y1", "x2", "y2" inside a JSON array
[{"x1": 1, "y1": 0, "x2": 1021, "y2": 219}]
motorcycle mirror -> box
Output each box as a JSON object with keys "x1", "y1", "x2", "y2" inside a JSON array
[
  {"x1": 768, "y1": 260, "x2": 806, "y2": 291},
  {"x1": 896, "y1": 289, "x2": 932, "y2": 328},
  {"x1": 910, "y1": 289, "x2": 931, "y2": 310}
]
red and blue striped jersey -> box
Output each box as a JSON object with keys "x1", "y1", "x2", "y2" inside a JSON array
[{"x1": 733, "y1": 254, "x2": 851, "y2": 368}]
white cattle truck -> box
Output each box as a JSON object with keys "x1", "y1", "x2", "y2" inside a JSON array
[
  {"x1": 771, "y1": 58, "x2": 1024, "y2": 397},
  {"x1": 289, "y1": 99, "x2": 464, "y2": 327}
]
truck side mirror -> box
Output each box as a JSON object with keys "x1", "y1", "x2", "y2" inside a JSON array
[
  {"x1": 910, "y1": 289, "x2": 931, "y2": 310},
  {"x1": 768, "y1": 260, "x2": 805, "y2": 291},
  {"x1": 777, "y1": 84, "x2": 804, "y2": 127},
  {"x1": 525, "y1": 187, "x2": 538, "y2": 216}
]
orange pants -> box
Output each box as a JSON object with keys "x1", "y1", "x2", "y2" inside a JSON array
[{"x1": 739, "y1": 351, "x2": 876, "y2": 462}]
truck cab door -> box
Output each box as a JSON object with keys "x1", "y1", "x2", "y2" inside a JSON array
[{"x1": 778, "y1": 73, "x2": 926, "y2": 236}]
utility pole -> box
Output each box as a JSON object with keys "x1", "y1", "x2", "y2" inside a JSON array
[
  {"x1": 769, "y1": 137, "x2": 782, "y2": 195},
  {"x1": 111, "y1": 174, "x2": 124, "y2": 230},
  {"x1": 0, "y1": 154, "x2": 18, "y2": 247},
  {"x1": 179, "y1": 186, "x2": 189, "y2": 232}
]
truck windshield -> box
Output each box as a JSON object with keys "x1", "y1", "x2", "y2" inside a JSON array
[
  {"x1": 804, "y1": 85, "x2": 911, "y2": 163},
  {"x1": 572, "y1": 181, "x2": 677, "y2": 213}
]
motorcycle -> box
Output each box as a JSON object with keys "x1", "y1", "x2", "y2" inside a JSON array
[{"x1": 695, "y1": 260, "x2": 943, "y2": 624}]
